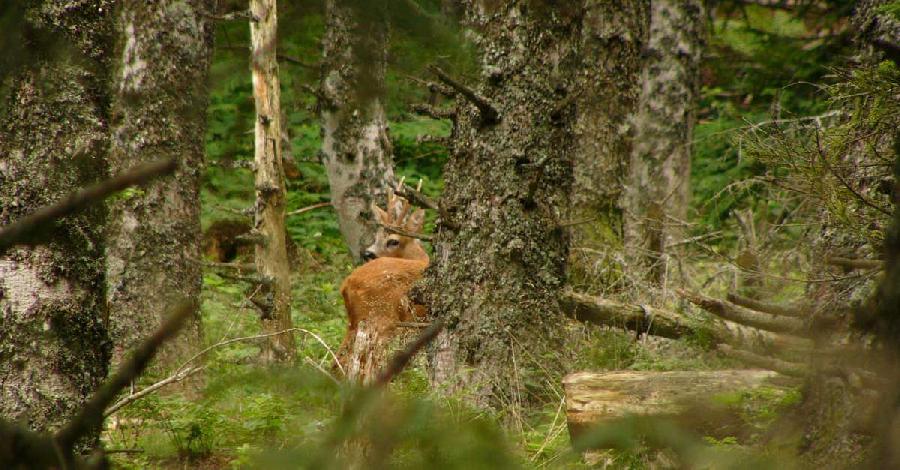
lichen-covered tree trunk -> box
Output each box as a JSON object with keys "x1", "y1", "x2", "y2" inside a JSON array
[
  {"x1": 320, "y1": 0, "x2": 395, "y2": 262},
  {"x1": 0, "y1": 0, "x2": 112, "y2": 446},
  {"x1": 106, "y1": 0, "x2": 215, "y2": 369},
  {"x1": 568, "y1": 0, "x2": 649, "y2": 292},
  {"x1": 418, "y1": 0, "x2": 579, "y2": 407},
  {"x1": 623, "y1": 0, "x2": 705, "y2": 286},
  {"x1": 250, "y1": 0, "x2": 295, "y2": 362}
]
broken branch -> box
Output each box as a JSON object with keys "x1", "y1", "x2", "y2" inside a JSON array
[
  {"x1": 678, "y1": 289, "x2": 805, "y2": 335},
  {"x1": 429, "y1": 65, "x2": 499, "y2": 123},
  {"x1": 286, "y1": 201, "x2": 332, "y2": 217},
  {"x1": 411, "y1": 103, "x2": 456, "y2": 120},
  {"x1": 726, "y1": 293, "x2": 806, "y2": 317}
]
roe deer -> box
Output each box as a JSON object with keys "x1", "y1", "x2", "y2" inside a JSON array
[{"x1": 338, "y1": 190, "x2": 429, "y2": 380}]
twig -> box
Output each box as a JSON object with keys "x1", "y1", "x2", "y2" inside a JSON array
[
  {"x1": 55, "y1": 301, "x2": 193, "y2": 452},
  {"x1": 0, "y1": 158, "x2": 177, "y2": 253},
  {"x1": 402, "y1": 73, "x2": 456, "y2": 97},
  {"x1": 304, "y1": 357, "x2": 341, "y2": 385},
  {"x1": 375, "y1": 321, "x2": 444, "y2": 386},
  {"x1": 203, "y1": 9, "x2": 252, "y2": 21},
  {"x1": 429, "y1": 65, "x2": 499, "y2": 123},
  {"x1": 104, "y1": 366, "x2": 205, "y2": 418},
  {"x1": 286, "y1": 201, "x2": 332, "y2": 217}
]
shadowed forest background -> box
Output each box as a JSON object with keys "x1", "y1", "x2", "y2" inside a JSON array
[{"x1": 1, "y1": 0, "x2": 899, "y2": 469}]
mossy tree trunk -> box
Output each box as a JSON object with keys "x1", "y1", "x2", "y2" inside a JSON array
[
  {"x1": 0, "y1": 0, "x2": 113, "y2": 447},
  {"x1": 623, "y1": 0, "x2": 705, "y2": 287},
  {"x1": 568, "y1": 0, "x2": 649, "y2": 292},
  {"x1": 106, "y1": 0, "x2": 215, "y2": 369},
  {"x1": 418, "y1": 0, "x2": 580, "y2": 407},
  {"x1": 250, "y1": 0, "x2": 295, "y2": 362},
  {"x1": 320, "y1": 0, "x2": 395, "y2": 262}
]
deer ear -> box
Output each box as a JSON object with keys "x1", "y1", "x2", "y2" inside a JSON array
[
  {"x1": 371, "y1": 202, "x2": 388, "y2": 225},
  {"x1": 406, "y1": 209, "x2": 426, "y2": 233}
]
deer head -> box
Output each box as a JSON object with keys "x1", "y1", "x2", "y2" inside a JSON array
[{"x1": 362, "y1": 189, "x2": 428, "y2": 262}]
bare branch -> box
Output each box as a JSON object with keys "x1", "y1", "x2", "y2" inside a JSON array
[
  {"x1": 726, "y1": 293, "x2": 806, "y2": 317},
  {"x1": 286, "y1": 201, "x2": 332, "y2": 217},
  {"x1": 0, "y1": 158, "x2": 177, "y2": 253},
  {"x1": 277, "y1": 54, "x2": 318, "y2": 69},
  {"x1": 678, "y1": 289, "x2": 806, "y2": 335},
  {"x1": 429, "y1": 65, "x2": 499, "y2": 123},
  {"x1": 104, "y1": 366, "x2": 204, "y2": 418}
]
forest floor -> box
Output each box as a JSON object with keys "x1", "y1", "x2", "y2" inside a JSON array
[{"x1": 103, "y1": 115, "x2": 808, "y2": 468}]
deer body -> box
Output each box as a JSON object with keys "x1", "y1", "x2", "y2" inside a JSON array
[{"x1": 337, "y1": 190, "x2": 429, "y2": 377}]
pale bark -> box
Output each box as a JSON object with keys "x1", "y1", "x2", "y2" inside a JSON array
[
  {"x1": 563, "y1": 370, "x2": 780, "y2": 441},
  {"x1": 569, "y1": 0, "x2": 649, "y2": 288},
  {"x1": 0, "y1": 0, "x2": 113, "y2": 447},
  {"x1": 418, "y1": 1, "x2": 582, "y2": 407},
  {"x1": 320, "y1": 0, "x2": 395, "y2": 262},
  {"x1": 624, "y1": 0, "x2": 705, "y2": 285},
  {"x1": 250, "y1": 0, "x2": 295, "y2": 362},
  {"x1": 106, "y1": 0, "x2": 215, "y2": 369}
]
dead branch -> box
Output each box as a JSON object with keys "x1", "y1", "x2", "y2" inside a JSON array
[
  {"x1": 104, "y1": 366, "x2": 205, "y2": 418},
  {"x1": 394, "y1": 184, "x2": 438, "y2": 211},
  {"x1": 726, "y1": 293, "x2": 806, "y2": 317},
  {"x1": 277, "y1": 54, "x2": 317, "y2": 69},
  {"x1": 678, "y1": 289, "x2": 805, "y2": 335},
  {"x1": 0, "y1": 158, "x2": 177, "y2": 253},
  {"x1": 286, "y1": 201, "x2": 332, "y2": 217},
  {"x1": 826, "y1": 256, "x2": 884, "y2": 271},
  {"x1": 203, "y1": 9, "x2": 252, "y2": 21},
  {"x1": 375, "y1": 321, "x2": 444, "y2": 386},
  {"x1": 411, "y1": 103, "x2": 456, "y2": 120},
  {"x1": 563, "y1": 290, "x2": 812, "y2": 356},
  {"x1": 429, "y1": 65, "x2": 499, "y2": 123},
  {"x1": 202, "y1": 261, "x2": 257, "y2": 271},
  {"x1": 717, "y1": 344, "x2": 807, "y2": 377}
]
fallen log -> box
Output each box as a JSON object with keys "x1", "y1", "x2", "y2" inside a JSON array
[
  {"x1": 561, "y1": 290, "x2": 812, "y2": 356},
  {"x1": 717, "y1": 344, "x2": 807, "y2": 378},
  {"x1": 563, "y1": 370, "x2": 781, "y2": 444},
  {"x1": 678, "y1": 289, "x2": 805, "y2": 335},
  {"x1": 726, "y1": 293, "x2": 805, "y2": 318}
]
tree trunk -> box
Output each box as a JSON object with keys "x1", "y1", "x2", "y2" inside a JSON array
[
  {"x1": 250, "y1": 0, "x2": 295, "y2": 363},
  {"x1": 320, "y1": 0, "x2": 395, "y2": 262},
  {"x1": 623, "y1": 0, "x2": 705, "y2": 286},
  {"x1": 0, "y1": 0, "x2": 112, "y2": 448},
  {"x1": 106, "y1": 0, "x2": 215, "y2": 370},
  {"x1": 418, "y1": 1, "x2": 580, "y2": 407},
  {"x1": 568, "y1": 0, "x2": 649, "y2": 291}
]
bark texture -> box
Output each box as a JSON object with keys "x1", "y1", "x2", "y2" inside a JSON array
[
  {"x1": 624, "y1": 0, "x2": 705, "y2": 285},
  {"x1": 250, "y1": 0, "x2": 295, "y2": 362},
  {"x1": 568, "y1": 0, "x2": 649, "y2": 290},
  {"x1": 320, "y1": 0, "x2": 395, "y2": 262},
  {"x1": 417, "y1": 0, "x2": 579, "y2": 407},
  {"x1": 0, "y1": 0, "x2": 113, "y2": 445},
  {"x1": 106, "y1": 0, "x2": 215, "y2": 369}
]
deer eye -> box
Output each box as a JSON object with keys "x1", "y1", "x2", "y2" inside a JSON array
[{"x1": 386, "y1": 239, "x2": 400, "y2": 248}]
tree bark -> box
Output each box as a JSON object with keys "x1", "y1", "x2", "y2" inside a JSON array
[
  {"x1": 624, "y1": 0, "x2": 705, "y2": 286},
  {"x1": 418, "y1": 1, "x2": 580, "y2": 407},
  {"x1": 250, "y1": 0, "x2": 296, "y2": 362},
  {"x1": 106, "y1": 0, "x2": 215, "y2": 370},
  {"x1": 568, "y1": 0, "x2": 649, "y2": 289},
  {"x1": 0, "y1": 0, "x2": 113, "y2": 448},
  {"x1": 320, "y1": 0, "x2": 395, "y2": 262}
]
